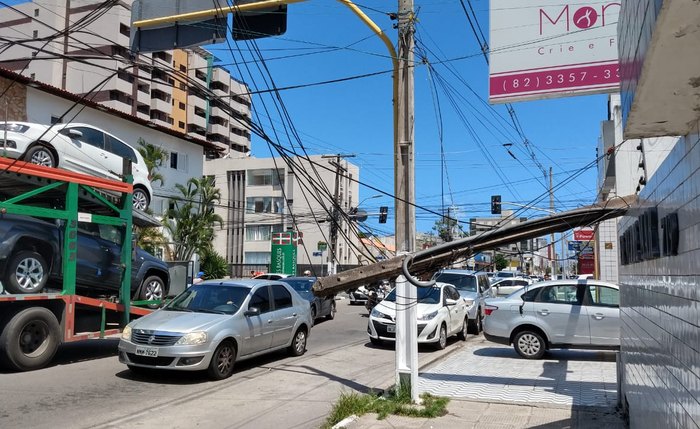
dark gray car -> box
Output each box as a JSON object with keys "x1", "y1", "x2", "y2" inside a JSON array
[{"x1": 280, "y1": 277, "x2": 336, "y2": 323}]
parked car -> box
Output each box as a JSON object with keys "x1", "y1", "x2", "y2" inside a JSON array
[
  {"x1": 492, "y1": 270, "x2": 523, "y2": 283},
  {"x1": 253, "y1": 273, "x2": 290, "y2": 280},
  {"x1": 483, "y1": 280, "x2": 620, "y2": 359},
  {"x1": 0, "y1": 122, "x2": 153, "y2": 210},
  {"x1": 280, "y1": 276, "x2": 336, "y2": 323},
  {"x1": 431, "y1": 269, "x2": 494, "y2": 334},
  {"x1": 367, "y1": 282, "x2": 472, "y2": 349},
  {"x1": 0, "y1": 214, "x2": 169, "y2": 302},
  {"x1": 491, "y1": 277, "x2": 532, "y2": 296},
  {"x1": 118, "y1": 279, "x2": 312, "y2": 379}
]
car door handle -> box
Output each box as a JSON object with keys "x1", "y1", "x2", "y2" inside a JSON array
[
  {"x1": 538, "y1": 310, "x2": 550, "y2": 316},
  {"x1": 292, "y1": 313, "x2": 297, "y2": 317},
  {"x1": 592, "y1": 313, "x2": 605, "y2": 320},
  {"x1": 267, "y1": 319, "x2": 273, "y2": 324}
]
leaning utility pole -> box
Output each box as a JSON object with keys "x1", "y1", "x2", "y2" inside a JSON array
[
  {"x1": 549, "y1": 167, "x2": 557, "y2": 277},
  {"x1": 322, "y1": 154, "x2": 354, "y2": 275},
  {"x1": 395, "y1": 0, "x2": 419, "y2": 403}
]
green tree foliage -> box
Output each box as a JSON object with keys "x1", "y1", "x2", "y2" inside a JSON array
[
  {"x1": 432, "y1": 216, "x2": 465, "y2": 242},
  {"x1": 137, "y1": 138, "x2": 168, "y2": 186},
  {"x1": 163, "y1": 177, "x2": 223, "y2": 261},
  {"x1": 200, "y1": 248, "x2": 229, "y2": 279},
  {"x1": 494, "y1": 254, "x2": 509, "y2": 271}
]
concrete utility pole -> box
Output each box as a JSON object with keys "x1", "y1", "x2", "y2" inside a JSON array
[
  {"x1": 395, "y1": 0, "x2": 418, "y2": 403},
  {"x1": 322, "y1": 154, "x2": 354, "y2": 275},
  {"x1": 549, "y1": 167, "x2": 556, "y2": 277}
]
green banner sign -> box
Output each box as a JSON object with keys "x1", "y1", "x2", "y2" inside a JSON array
[{"x1": 270, "y1": 231, "x2": 301, "y2": 275}]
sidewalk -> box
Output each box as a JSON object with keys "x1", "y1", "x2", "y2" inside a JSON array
[{"x1": 338, "y1": 337, "x2": 627, "y2": 429}]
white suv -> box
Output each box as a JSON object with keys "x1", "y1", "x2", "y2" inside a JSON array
[
  {"x1": 432, "y1": 270, "x2": 495, "y2": 334},
  {"x1": 0, "y1": 122, "x2": 152, "y2": 210}
]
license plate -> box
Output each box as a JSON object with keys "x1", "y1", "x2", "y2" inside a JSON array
[
  {"x1": 387, "y1": 324, "x2": 396, "y2": 333},
  {"x1": 135, "y1": 346, "x2": 159, "y2": 357}
]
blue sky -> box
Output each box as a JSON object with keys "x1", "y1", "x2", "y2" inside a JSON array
[{"x1": 216, "y1": 1, "x2": 608, "y2": 235}]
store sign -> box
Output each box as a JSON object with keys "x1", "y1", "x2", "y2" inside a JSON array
[
  {"x1": 270, "y1": 232, "x2": 301, "y2": 275},
  {"x1": 489, "y1": 1, "x2": 621, "y2": 103},
  {"x1": 573, "y1": 228, "x2": 595, "y2": 241}
]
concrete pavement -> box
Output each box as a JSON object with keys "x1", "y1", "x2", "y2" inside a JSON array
[{"x1": 338, "y1": 338, "x2": 627, "y2": 429}]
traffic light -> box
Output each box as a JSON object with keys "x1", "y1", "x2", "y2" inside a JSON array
[
  {"x1": 232, "y1": 1, "x2": 287, "y2": 40},
  {"x1": 379, "y1": 206, "x2": 388, "y2": 224},
  {"x1": 491, "y1": 195, "x2": 501, "y2": 214}
]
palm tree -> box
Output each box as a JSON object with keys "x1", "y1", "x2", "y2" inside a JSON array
[
  {"x1": 163, "y1": 177, "x2": 223, "y2": 261},
  {"x1": 137, "y1": 138, "x2": 168, "y2": 186}
]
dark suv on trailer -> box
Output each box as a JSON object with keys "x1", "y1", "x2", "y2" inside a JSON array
[{"x1": 0, "y1": 214, "x2": 169, "y2": 301}]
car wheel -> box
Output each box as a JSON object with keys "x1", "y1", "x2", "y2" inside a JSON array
[
  {"x1": 477, "y1": 310, "x2": 483, "y2": 333},
  {"x1": 457, "y1": 317, "x2": 468, "y2": 341},
  {"x1": 138, "y1": 275, "x2": 166, "y2": 308},
  {"x1": 25, "y1": 145, "x2": 56, "y2": 168},
  {"x1": 0, "y1": 307, "x2": 61, "y2": 371},
  {"x1": 514, "y1": 330, "x2": 546, "y2": 359},
  {"x1": 132, "y1": 187, "x2": 150, "y2": 211},
  {"x1": 326, "y1": 301, "x2": 336, "y2": 320},
  {"x1": 3, "y1": 250, "x2": 49, "y2": 294},
  {"x1": 207, "y1": 340, "x2": 236, "y2": 380},
  {"x1": 435, "y1": 323, "x2": 447, "y2": 350},
  {"x1": 288, "y1": 328, "x2": 307, "y2": 357}
]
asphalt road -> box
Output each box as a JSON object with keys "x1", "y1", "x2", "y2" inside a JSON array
[{"x1": 0, "y1": 299, "x2": 469, "y2": 429}]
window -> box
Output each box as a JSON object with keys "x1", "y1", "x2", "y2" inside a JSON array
[
  {"x1": 245, "y1": 251, "x2": 271, "y2": 265},
  {"x1": 179, "y1": 102, "x2": 185, "y2": 110},
  {"x1": 433, "y1": 273, "x2": 477, "y2": 292},
  {"x1": 444, "y1": 285, "x2": 460, "y2": 302},
  {"x1": 248, "y1": 287, "x2": 271, "y2": 313},
  {"x1": 536, "y1": 285, "x2": 580, "y2": 305},
  {"x1": 30, "y1": 73, "x2": 35, "y2": 80},
  {"x1": 34, "y1": 8, "x2": 39, "y2": 16},
  {"x1": 588, "y1": 285, "x2": 619, "y2": 307},
  {"x1": 69, "y1": 127, "x2": 105, "y2": 149},
  {"x1": 32, "y1": 30, "x2": 38, "y2": 39},
  {"x1": 521, "y1": 288, "x2": 539, "y2": 302},
  {"x1": 271, "y1": 285, "x2": 292, "y2": 310},
  {"x1": 246, "y1": 197, "x2": 284, "y2": 214},
  {"x1": 179, "y1": 65, "x2": 186, "y2": 73},
  {"x1": 245, "y1": 225, "x2": 283, "y2": 241},
  {"x1": 247, "y1": 169, "x2": 284, "y2": 187},
  {"x1": 178, "y1": 121, "x2": 185, "y2": 129},
  {"x1": 106, "y1": 135, "x2": 137, "y2": 164},
  {"x1": 169, "y1": 151, "x2": 188, "y2": 171}
]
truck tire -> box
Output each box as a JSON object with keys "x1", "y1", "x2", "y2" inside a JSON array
[
  {"x1": 0, "y1": 307, "x2": 61, "y2": 371},
  {"x1": 3, "y1": 250, "x2": 49, "y2": 294},
  {"x1": 138, "y1": 275, "x2": 166, "y2": 308}
]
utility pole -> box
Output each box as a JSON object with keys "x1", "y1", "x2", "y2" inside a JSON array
[
  {"x1": 395, "y1": 0, "x2": 418, "y2": 404},
  {"x1": 549, "y1": 167, "x2": 557, "y2": 278},
  {"x1": 322, "y1": 154, "x2": 354, "y2": 276}
]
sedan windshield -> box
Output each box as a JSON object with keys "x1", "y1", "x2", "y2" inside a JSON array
[
  {"x1": 384, "y1": 286, "x2": 442, "y2": 304},
  {"x1": 165, "y1": 284, "x2": 249, "y2": 315},
  {"x1": 433, "y1": 273, "x2": 477, "y2": 292}
]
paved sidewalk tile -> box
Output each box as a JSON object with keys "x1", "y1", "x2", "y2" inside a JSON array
[{"x1": 418, "y1": 339, "x2": 618, "y2": 409}]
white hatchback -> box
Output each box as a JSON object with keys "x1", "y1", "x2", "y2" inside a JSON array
[
  {"x1": 367, "y1": 282, "x2": 473, "y2": 349},
  {"x1": 0, "y1": 122, "x2": 153, "y2": 210}
]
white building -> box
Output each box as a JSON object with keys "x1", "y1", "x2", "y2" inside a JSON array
[
  {"x1": 595, "y1": 94, "x2": 678, "y2": 283},
  {"x1": 615, "y1": 1, "x2": 700, "y2": 427},
  {"x1": 204, "y1": 155, "x2": 361, "y2": 274},
  {"x1": 0, "y1": 0, "x2": 251, "y2": 156}
]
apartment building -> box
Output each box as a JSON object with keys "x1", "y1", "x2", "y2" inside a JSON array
[
  {"x1": 0, "y1": 0, "x2": 251, "y2": 156},
  {"x1": 204, "y1": 155, "x2": 361, "y2": 274}
]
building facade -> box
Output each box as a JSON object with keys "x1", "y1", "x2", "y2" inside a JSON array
[
  {"x1": 204, "y1": 155, "x2": 361, "y2": 274},
  {"x1": 0, "y1": 0, "x2": 251, "y2": 156},
  {"x1": 616, "y1": 1, "x2": 700, "y2": 427}
]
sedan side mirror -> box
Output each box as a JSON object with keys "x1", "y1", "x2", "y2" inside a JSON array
[
  {"x1": 445, "y1": 298, "x2": 458, "y2": 306},
  {"x1": 244, "y1": 307, "x2": 260, "y2": 317},
  {"x1": 66, "y1": 129, "x2": 83, "y2": 139}
]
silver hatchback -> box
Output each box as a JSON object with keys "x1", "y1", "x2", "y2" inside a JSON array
[
  {"x1": 118, "y1": 280, "x2": 313, "y2": 379},
  {"x1": 482, "y1": 280, "x2": 620, "y2": 359}
]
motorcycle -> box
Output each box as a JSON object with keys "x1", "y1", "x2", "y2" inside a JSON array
[{"x1": 364, "y1": 280, "x2": 390, "y2": 312}]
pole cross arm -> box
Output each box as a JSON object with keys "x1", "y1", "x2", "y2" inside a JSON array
[{"x1": 312, "y1": 195, "x2": 636, "y2": 296}]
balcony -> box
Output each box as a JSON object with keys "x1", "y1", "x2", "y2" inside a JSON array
[
  {"x1": 151, "y1": 97, "x2": 172, "y2": 113},
  {"x1": 619, "y1": 1, "x2": 700, "y2": 138},
  {"x1": 208, "y1": 122, "x2": 229, "y2": 139}
]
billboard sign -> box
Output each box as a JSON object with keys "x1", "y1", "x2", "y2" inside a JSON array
[
  {"x1": 489, "y1": 1, "x2": 621, "y2": 103},
  {"x1": 270, "y1": 232, "x2": 302, "y2": 275},
  {"x1": 573, "y1": 228, "x2": 595, "y2": 241}
]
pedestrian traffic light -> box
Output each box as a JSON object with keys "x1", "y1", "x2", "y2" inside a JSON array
[
  {"x1": 491, "y1": 195, "x2": 501, "y2": 214},
  {"x1": 379, "y1": 206, "x2": 388, "y2": 224}
]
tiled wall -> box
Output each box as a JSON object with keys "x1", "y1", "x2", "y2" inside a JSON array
[
  {"x1": 597, "y1": 218, "x2": 619, "y2": 283},
  {"x1": 618, "y1": 122, "x2": 700, "y2": 428}
]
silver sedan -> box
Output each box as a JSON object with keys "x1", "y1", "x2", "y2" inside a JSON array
[{"x1": 118, "y1": 279, "x2": 313, "y2": 379}]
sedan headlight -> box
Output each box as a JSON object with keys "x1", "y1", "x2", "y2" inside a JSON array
[
  {"x1": 370, "y1": 308, "x2": 389, "y2": 319},
  {"x1": 464, "y1": 299, "x2": 475, "y2": 307},
  {"x1": 175, "y1": 331, "x2": 207, "y2": 345},
  {"x1": 0, "y1": 123, "x2": 29, "y2": 133},
  {"x1": 417, "y1": 310, "x2": 438, "y2": 321},
  {"x1": 121, "y1": 325, "x2": 132, "y2": 341}
]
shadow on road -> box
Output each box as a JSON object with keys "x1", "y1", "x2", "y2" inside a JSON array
[{"x1": 473, "y1": 346, "x2": 616, "y2": 362}]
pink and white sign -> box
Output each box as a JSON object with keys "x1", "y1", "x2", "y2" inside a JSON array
[{"x1": 489, "y1": 1, "x2": 621, "y2": 103}]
